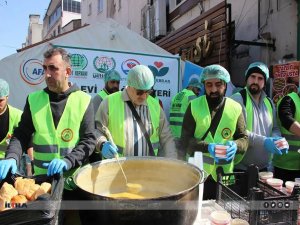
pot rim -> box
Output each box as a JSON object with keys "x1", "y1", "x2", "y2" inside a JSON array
[{"x1": 73, "y1": 156, "x2": 205, "y2": 200}]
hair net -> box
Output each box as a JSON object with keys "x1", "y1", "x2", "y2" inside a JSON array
[
  {"x1": 245, "y1": 62, "x2": 269, "y2": 81},
  {"x1": 0, "y1": 79, "x2": 9, "y2": 97},
  {"x1": 201, "y1": 64, "x2": 230, "y2": 83},
  {"x1": 127, "y1": 65, "x2": 154, "y2": 90},
  {"x1": 187, "y1": 77, "x2": 202, "y2": 89},
  {"x1": 104, "y1": 70, "x2": 121, "y2": 83}
]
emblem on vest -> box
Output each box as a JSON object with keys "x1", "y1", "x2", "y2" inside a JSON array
[
  {"x1": 61, "y1": 129, "x2": 73, "y2": 142},
  {"x1": 221, "y1": 128, "x2": 232, "y2": 139}
]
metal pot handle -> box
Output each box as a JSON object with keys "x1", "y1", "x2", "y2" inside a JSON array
[
  {"x1": 200, "y1": 169, "x2": 209, "y2": 184},
  {"x1": 64, "y1": 176, "x2": 77, "y2": 191}
]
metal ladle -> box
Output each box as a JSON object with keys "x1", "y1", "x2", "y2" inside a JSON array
[{"x1": 102, "y1": 126, "x2": 142, "y2": 193}]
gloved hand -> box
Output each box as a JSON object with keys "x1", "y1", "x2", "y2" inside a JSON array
[
  {"x1": 208, "y1": 143, "x2": 218, "y2": 163},
  {"x1": 102, "y1": 141, "x2": 118, "y2": 159},
  {"x1": 0, "y1": 159, "x2": 17, "y2": 180},
  {"x1": 225, "y1": 141, "x2": 237, "y2": 161},
  {"x1": 42, "y1": 159, "x2": 68, "y2": 176},
  {"x1": 274, "y1": 137, "x2": 289, "y2": 154},
  {"x1": 264, "y1": 137, "x2": 282, "y2": 155}
]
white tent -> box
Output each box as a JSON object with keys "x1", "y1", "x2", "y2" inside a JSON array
[{"x1": 0, "y1": 19, "x2": 179, "y2": 115}]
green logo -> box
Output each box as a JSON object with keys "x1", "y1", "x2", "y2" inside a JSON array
[
  {"x1": 70, "y1": 54, "x2": 88, "y2": 71},
  {"x1": 93, "y1": 56, "x2": 116, "y2": 73}
]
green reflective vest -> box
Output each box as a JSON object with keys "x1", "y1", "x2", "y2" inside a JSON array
[
  {"x1": 274, "y1": 92, "x2": 300, "y2": 170},
  {"x1": 170, "y1": 89, "x2": 196, "y2": 138},
  {"x1": 0, "y1": 105, "x2": 22, "y2": 158},
  {"x1": 191, "y1": 96, "x2": 242, "y2": 181},
  {"x1": 108, "y1": 92, "x2": 160, "y2": 156},
  {"x1": 29, "y1": 90, "x2": 91, "y2": 177},
  {"x1": 233, "y1": 88, "x2": 273, "y2": 164},
  {"x1": 97, "y1": 90, "x2": 108, "y2": 101}
]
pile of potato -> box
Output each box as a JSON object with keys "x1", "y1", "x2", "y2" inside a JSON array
[{"x1": 0, "y1": 177, "x2": 51, "y2": 211}]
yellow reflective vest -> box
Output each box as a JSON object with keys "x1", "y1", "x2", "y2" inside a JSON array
[
  {"x1": 274, "y1": 92, "x2": 300, "y2": 170},
  {"x1": 191, "y1": 96, "x2": 242, "y2": 181},
  {"x1": 170, "y1": 89, "x2": 196, "y2": 138},
  {"x1": 0, "y1": 105, "x2": 22, "y2": 158},
  {"x1": 107, "y1": 92, "x2": 160, "y2": 156},
  {"x1": 28, "y1": 90, "x2": 91, "y2": 177}
]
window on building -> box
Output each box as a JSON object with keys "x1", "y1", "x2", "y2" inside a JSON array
[
  {"x1": 98, "y1": 0, "x2": 103, "y2": 13},
  {"x1": 88, "y1": 3, "x2": 92, "y2": 15},
  {"x1": 58, "y1": 25, "x2": 61, "y2": 34},
  {"x1": 63, "y1": 0, "x2": 81, "y2": 13},
  {"x1": 53, "y1": 30, "x2": 56, "y2": 37},
  {"x1": 176, "y1": 0, "x2": 183, "y2": 5},
  {"x1": 49, "y1": 5, "x2": 62, "y2": 28},
  {"x1": 118, "y1": 0, "x2": 121, "y2": 11}
]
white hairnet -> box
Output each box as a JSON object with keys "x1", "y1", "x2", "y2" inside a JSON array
[{"x1": 127, "y1": 65, "x2": 154, "y2": 90}]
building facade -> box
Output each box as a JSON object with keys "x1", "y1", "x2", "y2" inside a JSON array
[
  {"x1": 23, "y1": 15, "x2": 44, "y2": 48},
  {"x1": 42, "y1": 0, "x2": 82, "y2": 39}
]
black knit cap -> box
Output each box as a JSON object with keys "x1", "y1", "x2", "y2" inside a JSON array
[{"x1": 245, "y1": 67, "x2": 266, "y2": 81}]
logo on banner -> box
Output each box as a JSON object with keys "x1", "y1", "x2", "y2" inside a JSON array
[
  {"x1": 70, "y1": 54, "x2": 88, "y2": 70},
  {"x1": 121, "y1": 59, "x2": 140, "y2": 75},
  {"x1": 20, "y1": 59, "x2": 45, "y2": 85},
  {"x1": 93, "y1": 56, "x2": 116, "y2": 73},
  {"x1": 148, "y1": 61, "x2": 169, "y2": 77}
]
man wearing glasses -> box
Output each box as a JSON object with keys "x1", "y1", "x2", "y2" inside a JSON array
[
  {"x1": 92, "y1": 70, "x2": 121, "y2": 114},
  {"x1": 95, "y1": 65, "x2": 178, "y2": 159}
]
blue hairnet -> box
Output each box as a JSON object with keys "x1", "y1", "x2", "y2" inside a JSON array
[
  {"x1": 201, "y1": 65, "x2": 230, "y2": 83},
  {"x1": 0, "y1": 79, "x2": 9, "y2": 97},
  {"x1": 188, "y1": 77, "x2": 202, "y2": 89},
  {"x1": 104, "y1": 70, "x2": 121, "y2": 83},
  {"x1": 245, "y1": 62, "x2": 269, "y2": 80},
  {"x1": 127, "y1": 65, "x2": 154, "y2": 90}
]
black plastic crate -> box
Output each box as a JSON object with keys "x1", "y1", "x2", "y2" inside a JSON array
[
  {"x1": 216, "y1": 165, "x2": 300, "y2": 225},
  {"x1": 0, "y1": 172, "x2": 63, "y2": 225}
]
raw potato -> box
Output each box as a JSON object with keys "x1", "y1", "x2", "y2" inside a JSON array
[
  {"x1": 0, "y1": 196, "x2": 9, "y2": 211},
  {"x1": 33, "y1": 182, "x2": 51, "y2": 200},
  {"x1": 11, "y1": 194, "x2": 27, "y2": 204},
  {"x1": 0, "y1": 182, "x2": 18, "y2": 200}
]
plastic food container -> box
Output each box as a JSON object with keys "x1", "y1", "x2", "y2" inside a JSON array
[
  {"x1": 266, "y1": 178, "x2": 283, "y2": 190},
  {"x1": 215, "y1": 145, "x2": 228, "y2": 159},
  {"x1": 285, "y1": 181, "x2": 295, "y2": 194},
  {"x1": 259, "y1": 172, "x2": 273, "y2": 183},
  {"x1": 231, "y1": 218, "x2": 250, "y2": 225},
  {"x1": 209, "y1": 210, "x2": 231, "y2": 225}
]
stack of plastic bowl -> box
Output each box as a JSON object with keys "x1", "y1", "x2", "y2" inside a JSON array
[{"x1": 209, "y1": 211, "x2": 231, "y2": 225}]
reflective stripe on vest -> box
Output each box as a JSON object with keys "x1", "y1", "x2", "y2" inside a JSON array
[
  {"x1": 108, "y1": 92, "x2": 160, "y2": 156},
  {"x1": 29, "y1": 90, "x2": 91, "y2": 175},
  {"x1": 234, "y1": 88, "x2": 273, "y2": 165},
  {"x1": 0, "y1": 105, "x2": 22, "y2": 158},
  {"x1": 191, "y1": 96, "x2": 241, "y2": 181},
  {"x1": 97, "y1": 90, "x2": 108, "y2": 101},
  {"x1": 274, "y1": 92, "x2": 300, "y2": 170},
  {"x1": 170, "y1": 89, "x2": 196, "y2": 138}
]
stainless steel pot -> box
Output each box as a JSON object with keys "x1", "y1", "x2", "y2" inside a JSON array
[{"x1": 73, "y1": 157, "x2": 205, "y2": 225}]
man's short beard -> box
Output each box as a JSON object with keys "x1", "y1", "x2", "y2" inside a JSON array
[
  {"x1": 105, "y1": 84, "x2": 119, "y2": 94},
  {"x1": 248, "y1": 84, "x2": 262, "y2": 95}
]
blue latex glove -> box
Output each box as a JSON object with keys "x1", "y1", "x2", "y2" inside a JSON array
[
  {"x1": 208, "y1": 143, "x2": 219, "y2": 163},
  {"x1": 0, "y1": 159, "x2": 17, "y2": 180},
  {"x1": 225, "y1": 141, "x2": 237, "y2": 161},
  {"x1": 42, "y1": 159, "x2": 68, "y2": 176},
  {"x1": 102, "y1": 141, "x2": 118, "y2": 159},
  {"x1": 264, "y1": 137, "x2": 282, "y2": 155}
]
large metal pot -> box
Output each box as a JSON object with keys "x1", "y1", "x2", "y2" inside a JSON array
[{"x1": 73, "y1": 157, "x2": 205, "y2": 225}]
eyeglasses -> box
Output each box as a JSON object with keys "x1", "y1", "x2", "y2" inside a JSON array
[
  {"x1": 135, "y1": 89, "x2": 152, "y2": 96},
  {"x1": 42, "y1": 64, "x2": 59, "y2": 72}
]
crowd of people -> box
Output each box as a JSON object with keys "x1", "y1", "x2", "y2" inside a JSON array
[{"x1": 0, "y1": 47, "x2": 299, "y2": 224}]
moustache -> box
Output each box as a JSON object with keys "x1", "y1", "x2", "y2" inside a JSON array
[{"x1": 209, "y1": 92, "x2": 220, "y2": 97}]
